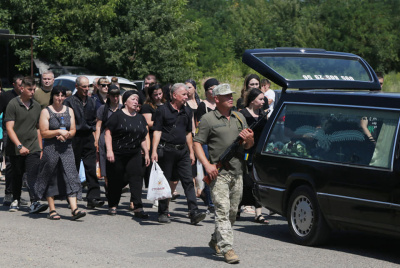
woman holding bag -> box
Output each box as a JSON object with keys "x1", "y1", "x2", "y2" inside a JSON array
[{"x1": 105, "y1": 90, "x2": 150, "y2": 217}]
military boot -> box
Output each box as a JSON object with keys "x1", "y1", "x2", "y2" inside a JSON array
[{"x1": 224, "y1": 249, "x2": 240, "y2": 264}]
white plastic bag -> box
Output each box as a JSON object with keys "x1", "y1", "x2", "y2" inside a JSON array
[
  {"x1": 195, "y1": 159, "x2": 205, "y2": 191},
  {"x1": 147, "y1": 161, "x2": 172, "y2": 201}
]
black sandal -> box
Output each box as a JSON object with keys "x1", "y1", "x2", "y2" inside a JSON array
[
  {"x1": 72, "y1": 208, "x2": 86, "y2": 220},
  {"x1": 255, "y1": 215, "x2": 269, "y2": 224},
  {"x1": 47, "y1": 210, "x2": 61, "y2": 220},
  {"x1": 108, "y1": 208, "x2": 117, "y2": 216}
]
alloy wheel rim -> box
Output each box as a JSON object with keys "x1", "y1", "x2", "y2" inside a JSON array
[{"x1": 291, "y1": 195, "x2": 314, "y2": 237}]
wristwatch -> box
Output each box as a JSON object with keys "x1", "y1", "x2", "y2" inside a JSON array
[{"x1": 17, "y1": 144, "x2": 23, "y2": 150}]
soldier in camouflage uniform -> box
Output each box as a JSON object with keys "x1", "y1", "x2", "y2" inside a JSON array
[{"x1": 193, "y1": 84, "x2": 254, "y2": 264}]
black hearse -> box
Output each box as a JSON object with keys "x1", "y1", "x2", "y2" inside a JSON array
[{"x1": 243, "y1": 48, "x2": 400, "y2": 246}]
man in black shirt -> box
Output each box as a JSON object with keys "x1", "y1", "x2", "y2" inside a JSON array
[
  {"x1": 151, "y1": 83, "x2": 206, "y2": 224},
  {"x1": 0, "y1": 74, "x2": 24, "y2": 206},
  {"x1": 64, "y1": 76, "x2": 104, "y2": 209}
]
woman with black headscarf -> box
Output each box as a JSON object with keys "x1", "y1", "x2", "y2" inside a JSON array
[
  {"x1": 196, "y1": 78, "x2": 219, "y2": 123},
  {"x1": 105, "y1": 90, "x2": 150, "y2": 217},
  {"x1": 194, "y1": 78, "x2": 220, "y2": 213},
  {"x1": 239, "y1": 88, "x2": 269, "y2": 224}
]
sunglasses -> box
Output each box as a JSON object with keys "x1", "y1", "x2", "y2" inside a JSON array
[
  {"x1": 249, "y1": 83, "x2": 259, "y2": 86},
  {"x1": 101, "y1": 84, "x2": 109, "y2": 87}
]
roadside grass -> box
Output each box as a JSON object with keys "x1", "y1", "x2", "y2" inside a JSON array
[{"x1": 382, "y1": 72, "x2": 400, "y2": 93}]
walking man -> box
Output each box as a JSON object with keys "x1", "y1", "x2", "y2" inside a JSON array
[
  {"x1": 151, "y1": 83, "x2": 206, "y2": 224},
  {"x1": 64, "y1": 76, "x2": 104, "y2": 209},
  {"x1": 4, "y1": 76, "x2": 48, "y2": 213},
  {"x1": 34, "y1": 71, "x2": 55, "y2": 109},
  {"x1": 193, "y1": 84, "x2": 254, "y2": 264}
]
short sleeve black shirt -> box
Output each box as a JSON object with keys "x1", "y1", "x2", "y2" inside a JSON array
[
  {"x1": 105, "y1": 110, "x2": 148, "y2": 155},
  {"x1": 153, "y1": 102, "x2": 192, "y2": 145},
  {"x1": 140, "y1": 103, "x2": 156, "y2": 116}
]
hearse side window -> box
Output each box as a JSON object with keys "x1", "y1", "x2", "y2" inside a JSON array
[{"x1": 264, "y1": 104, "x2": 399, "y2": 169}]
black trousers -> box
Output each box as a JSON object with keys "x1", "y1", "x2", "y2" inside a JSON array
[
  {"x1": 157, "y1": 147, "x2": 198, "y2": 216},
  {"x1": 72, "y1": 134, "x2": 100, "y2": 200},
  {"x1": 9, "y1": 151, "x2": 40, "y2": 202},
  {"x1": 106, "y1": 152, "x2": 143, "y2": 208}
]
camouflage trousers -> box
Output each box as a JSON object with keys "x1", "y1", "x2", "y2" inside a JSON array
[{"x1": 210, "y1": 173, "x2": 243, "y2": 254}]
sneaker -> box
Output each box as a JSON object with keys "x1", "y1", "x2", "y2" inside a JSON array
[
  {"x1": 3, "y1": 193, "x2": 12, "y2": 206},
  {"x1": 158, "y1": 214, "x2": 171, "y2": 224},
  {"x1": 224, "y1": 249, "x2": 240, "y2": 264},
  {"x1": 9, "y1": 200, "x2": 19, "y2": 212},
  {"x1": 208, "y1": 239, "x2": 222, "y2": 256},
  {"x1": 190, "y1": 211, "x2": 206, "y2": 225},
  {"x1": 29, "y1": 201, "x2": 49, "y2": 214}
]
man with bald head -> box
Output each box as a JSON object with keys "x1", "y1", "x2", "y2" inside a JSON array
[
  {"x1": 34, "y1": 70, "x2": 55, "y2": 109},
  {"x1": 64, "y1": 76, "x2": 104, "y2": 209}
]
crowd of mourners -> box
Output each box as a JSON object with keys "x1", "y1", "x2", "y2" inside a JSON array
[{"x1": 0, "y1": 71, "x2": 276, "y2": 264}]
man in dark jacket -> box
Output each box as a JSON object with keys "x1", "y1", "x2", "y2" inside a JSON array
[{"x1": 64, "y1": 76, "x2": 104, "y2": 209}]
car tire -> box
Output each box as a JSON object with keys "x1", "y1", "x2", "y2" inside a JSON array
[{"x1": 287, "y1": 185, "x2": 330, "y2": 246}]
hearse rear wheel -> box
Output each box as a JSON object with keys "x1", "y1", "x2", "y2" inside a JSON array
[{"x1": 287, "y1": 185, "x2": 330, "y2": 246}]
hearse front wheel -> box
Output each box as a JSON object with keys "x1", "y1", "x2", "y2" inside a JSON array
[{"x1": 287, "y1": 185, "x2": 330, "y2": 246}]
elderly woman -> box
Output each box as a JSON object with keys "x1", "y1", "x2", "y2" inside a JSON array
[
  {"x1": 105, "y1": 90, "x2": 150, "y2": 217},
  {"x1": 35, "y1": 86, "x2": 86, "y2": 220}
]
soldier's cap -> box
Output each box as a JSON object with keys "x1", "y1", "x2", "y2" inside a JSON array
[{"x1": 212, "y1": 83, "x2": 235, "y2": 97}]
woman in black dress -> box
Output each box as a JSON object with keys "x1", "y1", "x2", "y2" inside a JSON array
[
  {"x1": 141, "y1": 84, "x2": 166, "y2": 140},
  {"x1": 35, "y1": 86, "x2": 86, "y2": 220},
  {"x1": 141, "y1": 84, "x2": 166, "y2": 206},
  {"x1": 105, "y1": 90, "x2": 150, "y2": 217},
  {"x1": 94, "y1": 85, "x2": 122, "y2": 192},
  {"x1": 239, "y1": 88, "x2": 269, "y2": 223}
]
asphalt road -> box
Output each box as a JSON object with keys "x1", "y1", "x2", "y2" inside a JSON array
[{"x1": 1, "y1": 180, "x2": 400, "y2": 268}]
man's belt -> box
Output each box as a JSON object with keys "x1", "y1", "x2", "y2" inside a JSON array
[{"x1": 161, "y1": 142, "x2": 186, "y2": 150}]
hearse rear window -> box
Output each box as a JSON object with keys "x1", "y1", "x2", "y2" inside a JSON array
[
  {"x1": 264, "y1": 104, "x2": 399, "y2": 169},
  {"x1": 256, "y1": 54, "x2": 371, "y2": 82}
]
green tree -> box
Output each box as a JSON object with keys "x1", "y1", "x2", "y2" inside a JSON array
[{"x1": 1, "y1": 0, "x2": 199, "y2": 82}]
